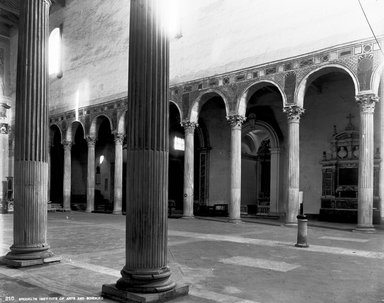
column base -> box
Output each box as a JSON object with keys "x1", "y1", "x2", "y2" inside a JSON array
[
  {"x1": 102, "y1": 283, "x2": 189, "y2": 303},
  {"x1": 295, "y1": 243, "x2": 309, "y2": 248},
  {"x1": 353, "y1": 226, "x2": 376, "y2": 233},
  {"x1": 0, "y1": 255, "x2": 61, "y2": 268},
  {"x1": 182, "y1": 216, "x2": 194, "y2": 219},
  {"x1": 63, "y1": 208, "x2": 71, "y2": 212},
  {"x1": 228, "y1": 218, "x2": 242, "y2": 224},
  {"x1": 113, "y1": 211, "x2": 123, "y2": 215},
  {"x1": 284, "y1": 222, "x2": 298, "y2": 227}
]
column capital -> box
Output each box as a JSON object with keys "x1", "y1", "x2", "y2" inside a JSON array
[
  {"x1": 43, "y1": 0, "x2": 52, "y2": 6},
  {"x1": 181, "y1": 121, "x2": 198, "y2": 135},
  {"x1": 355, "y1": 93, "x2": 379, "y2": 114},
  {"x1": 0, "y1": 103, "x2": 10, "y2": 119},
  {"x1": 86, "y1": 136, "x2": 96, "y2": 147},
  {"x1": 62, "y1": 140, "x2": 73, "y2": 151},
  {"x1": 283, "y1": 105, "x2": 305, "y2": 122},
  {"x1": 226, "y1": 115, "x2": 246, "y2": 128},
  {"x1": 114, "y1": 133, "x2": 125, "y2": 145}
]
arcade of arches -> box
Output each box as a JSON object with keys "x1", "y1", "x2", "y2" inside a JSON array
[{"x1": 0, "y1": 0, "x2": 383, "y2": 267}]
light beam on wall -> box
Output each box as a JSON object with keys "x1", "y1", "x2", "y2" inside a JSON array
[
  {"x1": 49, "y1": 27, "x2": 62, "y2": 76},
  {"x1": 99, "y1": 155, "x2": 104, "y2": 165},
  {"x1": 164, "y1": 0, "x2": 182, "y2": 39}
]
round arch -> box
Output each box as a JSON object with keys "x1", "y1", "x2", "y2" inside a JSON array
[
  {"x1": 49, "y1": 124, "x2": 62, "y2": 144},
  {"x1": 295, "y1": 64, "x2": 359, "y2": 107},
  {"x1": 170, "y1": 100, "x2": 182, "y2": 122},
  {"x1": 238, "y1": 80, "x2": 287, "y2": 117},
  {"x1": 89, "y1": 114, "x2": 114, "y2": 138},
  {"x1": 372, "y1": 61, "x2": 384, "y2": 95},
  {"x1": 68, "y1": 120, "x2": 86, "y2": 142},
  {"x1": 242, "y1": 120, "x2": 280, "y2": 149},
  {"x1": 188, "y1": 89, "x2": 230, "y2": 123}
]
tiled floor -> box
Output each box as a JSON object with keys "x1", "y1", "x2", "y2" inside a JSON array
[{"x1": 0, "y1": 212, "x2": 383, "y2": 303}]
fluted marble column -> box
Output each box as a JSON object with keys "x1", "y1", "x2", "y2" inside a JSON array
[
  {"x1": 283, "y1": 105, "x2": 304, "y2": 226},
  {"x1": 379, "y1": 79, "x2": 384, "y2": 224},
  {"x1": 102, "y1": 0, "x2": 188, "y2": 300},
  {"x1": 227, "y1": 115, "x2": 246, "y2": 222},
  {"x1": 86, "y1": 136, "x2": 96, "y2": 213},
  {"x1": 355, "y1": 93, "x2": 378, "y2": 232},
  {"x1": 113, "y1": 133, "x2": 124, "y2": 215},
  {"x1": 62, "y1": 140, "x2": 72, "y2": 211},
  {"x1": 2, "y1": 0, "x2": 60, "y2": 267},
  {"x1": 181, "y1": 121, "x2": 197, "y2": 218}
]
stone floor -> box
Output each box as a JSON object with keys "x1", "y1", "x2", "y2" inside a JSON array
[{"x1": 0, "y1": 212, "x2": 383, "y2": 303}]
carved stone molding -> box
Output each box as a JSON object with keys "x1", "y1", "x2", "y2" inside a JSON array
[
  {"x1": 62, "y1": 140, "x2": 73, "y2": 151},
  {"x1": 0, "y1": 103, "x2": 10, "y2": 119},
  {"x1": 86, "y1": 136, "x2": 96, "y2": 147},
  {"x1": 283, "y1": 105, "x2": 305, "y2": 122},
  {"x1": 181, "y1": 121, "x2": 198, "y2": 135},
  {"x1": 227, "y1": 115, "x2": 246, "y2": 129},
  {"x1": 355, "y1": 93, "x2": 379, "y2": 114},
  {"x1": 114, "y1": 133, "x2": 125, "y2": 145}
]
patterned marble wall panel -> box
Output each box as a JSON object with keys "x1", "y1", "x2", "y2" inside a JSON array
[{"x1": 357, "y1": 54, "x2": 373, "y2": 91}]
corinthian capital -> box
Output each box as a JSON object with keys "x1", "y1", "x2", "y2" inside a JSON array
[
  {"x1": 86, "y1": 136, "x2": 96, "y2": 147},
  {"x1": 181, "y1": 121, "x2": 198, "y2": 135},
  {"x1": 114, "y1": 133, "x2": 125, "y2": 145},
  {"x1": 62, "y1": 140, "x2": 73, "y2": 151},
  {"x1": 355, "y1": 93, "x2": 379, "y2": 114},
  {"x1": 283, "y1": 105, "x2": 305, "y2": 122},
  {"x1": 227, "y1": 115, "x2": 246, "y2": 128}
]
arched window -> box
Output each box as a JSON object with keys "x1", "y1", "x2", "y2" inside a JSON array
[{"x1": 49, "y1": 27, "x2": 62, "y2": 77}]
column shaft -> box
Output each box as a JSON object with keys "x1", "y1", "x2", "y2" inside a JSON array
[
  {"x1": 105, "y1": 0, "x2": 178, "y2": 295},
  {"x1": 379, "y1": 80, "x2": 384, "y2": 223},
  {"x1": 182, "y1": 122, "x2": 196, "y2": 218},
  {"x1": 269, "y1": 148, "x2": 280, "y2": 215},
  {"x1": 113, "y1": 134, "x2": 124, "y2": 215},
  {"x1": 62, "y1": 141, "x2": 72, "y2": 211},
  {"x1": 227, "y1": 115, "x2": 245, "y2": 222},
  {"x1": 284, "y1": 105, "x2": 304, "y2": 225},
  {"x1": 356, "y1": 94, "x2": 378, "y2": 231},
  {"x1": 4, "y1": 0, "x2": 56, "y2": 263},
  {"x1": 86, "y1": 137, "x2": 95, "y2": 213}
]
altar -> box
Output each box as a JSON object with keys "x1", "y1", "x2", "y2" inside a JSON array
[{"x1": 319, "y1": 116, "x2": 380, "y2": 223}]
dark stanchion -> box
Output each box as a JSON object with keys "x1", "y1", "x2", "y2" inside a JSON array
[{"x1": 295, "y1": 214, "x2": 309, "y2": 248}]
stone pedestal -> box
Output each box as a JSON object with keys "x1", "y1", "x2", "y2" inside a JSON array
[
  {"x1": 86, "y1": 136, "x2": 96, "y2": 213},
  {"x1": 354, "y1": 93, "x2": 378, "y2": 232},
  {"x1": 102, "y1": 0, "x2": 188, "y2": 301},
  {"x1": 62, "y1": 140, "x2": 72, "y2": 211},
  {"x1": 283, "y1": 105, "x2": 304, "y2": 226},
  {"x1": 227, "y1": 115, "x2": 245, "y2": 223},
  {"x1": 181, "y1": 121, "x2": 197, "y2": 218},
  {"x1": 113, "y1": 133, "x2": 124, "y2": 215},
  {"x1": 2, "y1": 0, "x2": 61, "y2": 267}
]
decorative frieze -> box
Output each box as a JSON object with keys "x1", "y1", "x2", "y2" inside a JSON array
[
  {"x1": 355, "y1": 93, "x2": 379, "y2": 114},
  {"x1": 283, "y1": 105, "x2": 305, "y2": 122}
]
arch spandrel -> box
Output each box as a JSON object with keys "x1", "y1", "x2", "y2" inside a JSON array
[
  {"x1": 371, "y1": 61, "x2": 384, "y2": 96},
  {"x1": 295, "y1": 63, "x2": 360, "y2": 108}
]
